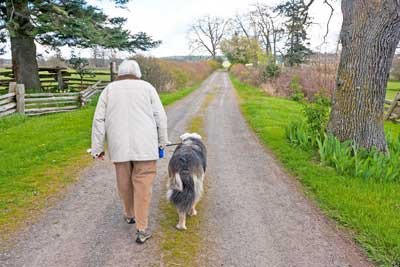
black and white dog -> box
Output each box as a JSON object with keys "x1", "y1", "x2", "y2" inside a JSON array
[{"x1": 167, "y1": 133, "x2": 207, "y2": 230}]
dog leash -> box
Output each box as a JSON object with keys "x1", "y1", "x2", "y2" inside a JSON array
[{"x1": 166, "y1": 143, "x2": 181, "y2": 147}]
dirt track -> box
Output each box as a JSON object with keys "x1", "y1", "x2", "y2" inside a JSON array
[{"x1": 0, "y1": 71, "x2": 372, "y2": 266}]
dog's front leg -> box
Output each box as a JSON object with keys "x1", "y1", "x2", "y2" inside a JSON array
[{"x1": 176, "y1": 210, "x2": 187, "y2": 230}]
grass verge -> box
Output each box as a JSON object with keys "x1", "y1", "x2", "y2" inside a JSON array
[
  {"x1": 0, "y1": 84, "x2": 201, "y2": 242},
  {"x1": 160, "y1": 84, "x2": 199, "y2": 106},
  {"x1": 231, "y1": 76, "x2": 400, "y2": 266},
  {"x1": 159, "y1": 93, "x2": 215, "y2": 266}
]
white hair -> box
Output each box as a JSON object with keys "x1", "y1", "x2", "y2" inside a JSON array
[{"x1": 117, "y1": 60, "x2": 142, "y2": 78}]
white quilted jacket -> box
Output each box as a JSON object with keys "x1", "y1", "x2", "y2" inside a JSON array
[{"x1": 91, "y1": 79, "x2": 168, "y2": 162}]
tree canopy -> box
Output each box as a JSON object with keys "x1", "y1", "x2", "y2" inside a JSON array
[
  {"x1": 221, "y1": 36, "x2": 262, "y2": 65},
  {"x1": 0, "y1": 0, "x2": 160, "y2": 90},
  {"x1": 0, "y1": 0, "x2": 160, "y2": 54}
]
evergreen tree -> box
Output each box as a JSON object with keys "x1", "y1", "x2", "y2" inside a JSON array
[{"x1": 275, "y1": 0, "x2": 312, "y2": 66}]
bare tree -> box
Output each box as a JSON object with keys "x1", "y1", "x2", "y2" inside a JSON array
[
  {"x1": 188, "y1": 16, "x2": 229, "y2": 59},
  {"x1": 249, "y1": 3, "x2": 284, "y2": 59},
  {"x1": 232, "y1": 13, "x2": 252, "y2": 38},
  {"x1": 230, "y1": 4, "x2": 284, "y2": 60}
]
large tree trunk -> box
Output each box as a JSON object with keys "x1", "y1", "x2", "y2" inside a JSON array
[
  {"x1": 10, "y1": 34, "x2": 41, "y2": 91},
  {"x1": 328, "y1": 0, "x2": 400, "y2": 151},
  {"x1": 6, "y1": 0, "x2": 41, "y2": 91}
]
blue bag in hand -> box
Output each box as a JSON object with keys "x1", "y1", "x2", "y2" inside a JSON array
[{"x1": 159, "y1": 147, "x2": 165, "y2": 159}]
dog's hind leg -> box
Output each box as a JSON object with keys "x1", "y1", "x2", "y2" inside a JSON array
[
  {"x1": 176, "y1": 210, "x2": 187, "y2": 230},
  {"x1": 188, "y1": 202, "x2": 198, "y2": 216}
]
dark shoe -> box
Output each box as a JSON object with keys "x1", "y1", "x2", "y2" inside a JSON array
[
  {"x1": 135, "y1": 230, "x2": 152, "y2": 244},
  {"x1": 124, "y1": 217, "x2": 135, "y2": 224}
]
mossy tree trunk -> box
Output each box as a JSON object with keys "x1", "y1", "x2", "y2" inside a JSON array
[{"x1": 328, "y1": 0, "x2": 400, "y2": 151}]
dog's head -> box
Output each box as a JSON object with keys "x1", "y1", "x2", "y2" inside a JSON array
[{"x1": 180, "y1": 132, "x2": 202, "y2": 141}]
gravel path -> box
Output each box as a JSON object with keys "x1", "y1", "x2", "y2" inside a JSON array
[
  {"x1": 201, "y1": 71, "x2": 372, "y2": 267},
  {"x1": 0, "y1": 73, "x2": 218, "y2": 267},
  {"x1": 0, "y1": 71, "x2": 372, "y2": 267}
]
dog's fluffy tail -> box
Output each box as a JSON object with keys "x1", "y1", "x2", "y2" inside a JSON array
[{"x1": 167, "y1": 170, "x2": 196, "y2": 213}]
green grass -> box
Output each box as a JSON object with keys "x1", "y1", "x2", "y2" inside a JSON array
[
  {"x1": 231, "y1": 76, "x2": 400, "y2": 266},
  {"x1": 386, "y1": 80, "x2": 400, "y2": 100},
  {"x1": 0, "y1": 107, "x2": 96, "y2": 240},
  {"x1": 159, "y1": 84, "x2": 199, "y2": 106},
  {"x1": 0, "y1": 84, "x2": 200, "y2": 242}
]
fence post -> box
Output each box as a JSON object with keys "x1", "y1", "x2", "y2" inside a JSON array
[
  {"x1": 385, "y1": 92, "x2": 400, "y2": 120},
  {"x1": 110, "y1": 62, "x2": 117, "y2": 81},
  {"x1": 8, "y1": 82, "x2": 17, "y2": 93},
  {"x1": 56, "y1": 68, "x2": 65, "y2": 91},
  {"x1": 16, "y1": 84, "x2": 25, "y2": 114}
]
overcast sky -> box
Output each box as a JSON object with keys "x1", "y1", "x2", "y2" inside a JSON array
[{"x1": 1, "y1": 0, "x2": 343, "y2": 59}]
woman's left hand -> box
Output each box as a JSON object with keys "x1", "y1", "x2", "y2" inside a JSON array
[{"x1": 94, "y1": 151, "x2": 105, "y2": 160}]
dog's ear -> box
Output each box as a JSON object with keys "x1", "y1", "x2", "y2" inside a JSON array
[{"x1": 171, "y1": 173, "x2": 183, "y2": 191}]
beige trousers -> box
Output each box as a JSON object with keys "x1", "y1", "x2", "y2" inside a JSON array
[{"x1": 114, "y1": 161, "x2": 157, "y2": 230}]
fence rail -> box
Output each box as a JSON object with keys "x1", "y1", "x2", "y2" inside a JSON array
[
  {"x1": 384, "y1": 92, "x2": 400, "y2": 123},
  {"x1": 0, "y1": 84, "x2": 17, "y2": 117},
  {"x1": 0, "y1": 63, "x2": 116, "y2": 93}
]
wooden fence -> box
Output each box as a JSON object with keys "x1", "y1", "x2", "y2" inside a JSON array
[
  {"x1": 0, "y1": 63, "x2": 116, "y2": 93},
  {"x1": 0, "y1": 88, "x2": 17, "y2": 117},
  {"x1": 0, "y1": 81, "x2": 107, "y2": 118}
]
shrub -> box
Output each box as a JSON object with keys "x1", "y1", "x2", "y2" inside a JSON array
[
  {"x1": 265, "y1": 65, "x2": 336, "y2": 98},
  {"x1": 287, "y1": 122, "x2": 400, "y2": 183},
  {"x1": 230, "y1": 62, "x2": 335, "y2": 101},
  {"x1": 262, "y1": 61, "x2": 280, "y2": 80},
  {"x1": 290, "y1": 75, "x2": 304, "y2": 101},
  {"x1": 133, "y1": 55, "x2": 219, "y2": 92},
  {"x1": 230, "y1": 64, "x2": 263, "y2": 87},
  {"x1": 68, "y1": 54, "x2": 95, "y2": 90},
  {"x1": 302, "y1": 98, "x2": 330, "y2": 136}
]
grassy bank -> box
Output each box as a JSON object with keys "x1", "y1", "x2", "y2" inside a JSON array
[
  {"x1": 231, "y1": 77, "x2": 400, "y2": 266},
  {"x1": 160, "y1": 84, "x2": 199, "y2": 106},
  {"x1": 0, "y1": 84, "x2": 201, "y2": 241}
]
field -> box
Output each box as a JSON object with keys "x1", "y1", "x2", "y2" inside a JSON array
[
  {"x1": 0, "y1": 84, "x2": 199, "y2": 241},
  {"x1": 387, "y1": 80, "x2": 400, "y2": 100},
  {"x1": 231, "y1": 77, "x2": 400, "y2": 266}
]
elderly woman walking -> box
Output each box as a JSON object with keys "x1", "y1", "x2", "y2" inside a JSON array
[{"x1": 91, "y1": 60, "x2": 168, "y2": 244}]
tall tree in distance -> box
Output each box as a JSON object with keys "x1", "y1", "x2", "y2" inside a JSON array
[
  {"x1": 249, "y1": 3, "x2": 284, "y2": 60},
  {"x1": 328, "y1": 1, "x2": 400, "y2": 151},
  {"x1": 275, "y1": 0, "x2": 312, "y2": 66},
  {"x1": 188, "y1": 16, "x2": 229, "y2": 59},
  {"x1": 231, "y1": 5, "x2": 284, "y2": 61},
  {"x1": 0, "y1": 0, "x2": 160, "y2": 91}
]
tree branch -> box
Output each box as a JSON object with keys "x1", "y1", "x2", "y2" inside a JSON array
[{"x1": 322, "y1": 0, "x2": 335, "y2": 44}]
